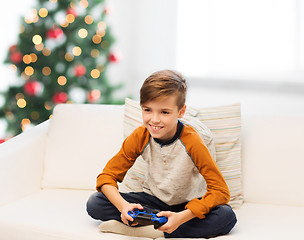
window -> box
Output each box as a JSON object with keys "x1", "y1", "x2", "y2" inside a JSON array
[{"x1": 177, "y1": 0, "x2": 304, "y2": 83}]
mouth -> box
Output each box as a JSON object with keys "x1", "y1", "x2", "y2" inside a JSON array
[{"x1": 149, "y1": 124, "x2": 163, "y2": 131}]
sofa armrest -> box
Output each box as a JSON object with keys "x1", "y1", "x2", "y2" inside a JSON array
[{"x1": 0, "y1": 120, "x2": 49, "y2": 206}]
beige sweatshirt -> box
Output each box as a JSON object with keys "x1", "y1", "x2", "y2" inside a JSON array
[{"x1": 96, "y1": 123, "x2": 230, "y2": 219}]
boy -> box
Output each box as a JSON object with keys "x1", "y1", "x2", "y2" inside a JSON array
[{"x1": 86, "y1": 70, "x2": 237, "y2": 238}]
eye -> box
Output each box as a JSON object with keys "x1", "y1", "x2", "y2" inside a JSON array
[
  {"x1": 162, "y1": 111, "x2": 170, "y2": 114},
  {"x1": 143, "y1": 108, "x2": 151, "y2": 112}
]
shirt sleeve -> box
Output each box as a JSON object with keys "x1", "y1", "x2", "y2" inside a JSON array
[
  {"x1": 181, "y1": 126, "x2": 230, "y2": 219},
  {"x1": 96, "y1": 126, "x2": 150, "y2": 191}
]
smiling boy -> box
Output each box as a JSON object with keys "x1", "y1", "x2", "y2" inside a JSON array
[{"x1": 86, "y1": 70, "x2": 237, "y2": 238}]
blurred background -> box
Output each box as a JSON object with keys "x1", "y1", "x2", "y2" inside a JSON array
[{"x1": 1, "y1": 0, "x2": 304, "y2": 139}]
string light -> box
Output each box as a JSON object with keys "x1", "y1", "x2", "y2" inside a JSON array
[
  {"x1": 85, "y1": 15, "x2": 93, "y2": 24},
  {"x1": 30, "y1": 53, "x2": 38, "y2": 62},
  {"x1": 10, "y1": 64, "x2": 17, "y2": 72},
  {"x1": 42, "y1": 48, "x2": 51, "y2": 56},
  {"x1": 24, "y1": 66, "x2": 34, "y2": 76},
  {"x1": 44, "y1": 102, "x2": 52, "y2": 110},
  {"x1": 78, "y1": 28, "x2": 88, "y2": 38},
  {"x1": 80, "y1": 0, "x2": 89, "y2": 8},
  {"x1": 23, "y1": 55, "x2": 32, "y2": 64},
  {"x1": 65, "y1": 52, "x2": 74, "y2": 62},
  {"x1": 91, "y1": 69, "x2": 100, "y2": 79},
  {"x1": 21, "y1": 72, "x2": 30, "y2": 80},
  {"x1": 35, "y1": 43, "x2": 44, "y2": 51},
  {"x1": 32, "y1": 35, "x2": 42, "y2": 45},
  {"x1": 42, "y1": 66, "x2": 51, "y2": 76},
  {"x1": 16, "y1": 93, "x2": 25, "y2": 100},
  {"x1": 31, "y1": 111, "x2": 40, "y2": 120},
  {"x1": 39, "y1": 8, "x2": 48, "y2": 18},
  {"x1": 92, "y1": 35, "x2": 102, "y2": 44},
  {"x1": 33, "y1": 15, "x2": 39, "y2": 23},
  {"x1": 57, "y1": 76, "x2": 67, "y2": 85},
  {"x1": 91, "y1": 49, "x2": 100, "y2": 58},
  {"x1": 21, "y1": 118, "x2": 31, "y2": 131},
  {"x1": 72, "y1": 46, "x2": 82, "y2": 56},
  {"x1": 17, "y1": 99, "x2": 27, "y2": 108},
  {"x1": 66, "y1": 14, "x2": 75, "y2": 23},
  {"x1": 25, "y1": 9, "x2": 38, "y2": 24},
  {"x1": 5, "y1": 111, "x2": 14, "y2": 121},
  {"x1": 61, "y1": 21, "x2": 69, "y2": 28},
  {"x1": 98, "y1": 21, "x2": 107, "y2": 30}
]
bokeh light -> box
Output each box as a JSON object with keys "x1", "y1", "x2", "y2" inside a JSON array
[
  {"x1": 91, "y1": 49, "x2": 100, "y2": 58},
  {"x1": 65, "y1": 52, "x2": 74, "y2": 62},
  {"x1": 31, "y1": 111, "x2": 40, "y2": 120},
  {"x1": 66, "y1": 14, "x2": 75, "y2": 23},
  {"x1": 23, "y1": 55, "x2": 32, "y2": 64},
  {"x1": 17, "y1": 99, "x2": 27, "y2": 108},
  {"x1": 32, "y1": 35, "x2": 42, "y2": 45},
  {"x1": 85, "y1": 15, "x2": 94, "y2": 24},
  {"x1": 57, "y1": 76, "x2": 67, "y2": 85},
  {"x1": 39, "y1": 8, "x2": 48, "y2": 18},
  {"x1": 91, "y1": 69, "x2": 100, "y2": 79},
  {"x1": 78, "y1": 28, "x2": 88, "y2": 38},
  {"x1": 24, "y1": 66, "x2": 34, "y2": 76},
  {"x1": 42, "y1": 48, "x2": 51, "y2": 56},
  {"x1": 35, "y1": 43, "x2": 44, "y2": 51},
  {"x1": 72, "y1": 46, "x2": 82, "y2": 56},
  {"x1": 92, "y1": 35, "x2": 102, "y2": 44},
  {"x1": 42, "y1": 66, "x2": 51, "y2": 76}
]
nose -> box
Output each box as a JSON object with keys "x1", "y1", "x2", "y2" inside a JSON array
[{"x1": 151, "y1": 113, "x2": 161, "y2": 124}]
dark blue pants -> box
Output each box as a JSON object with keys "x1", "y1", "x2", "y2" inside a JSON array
[{"x1": 86, "y1": 191, "x2": 237, "y2": 238}]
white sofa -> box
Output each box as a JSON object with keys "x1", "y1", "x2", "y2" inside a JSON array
[{"x1": 0, "y1": 103, "x2": 304, "y2": 240}]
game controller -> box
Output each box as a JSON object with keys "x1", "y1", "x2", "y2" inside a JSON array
[{"x1": 128, "y1": 206, "x2": 168, "y2": 229}]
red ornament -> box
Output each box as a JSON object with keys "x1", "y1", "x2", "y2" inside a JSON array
[
  {"x1": 88, "y1": 90, "x2": 101, "y2": 103},
  {"x1": 108, "y1": 52, "x2": 121, "y2": 63},
  {"x1": 74, "y1": 64, "x2": 86, "y2": 77},
  {"x1": 24, "y1": 80, "x2": 42, "y2": 96},
  {"x1": 9, "y1": 45, "x2": 17, "y2": 52},
  {"x1": 0, "y1": 139, "x2": 5, "y2": 144},
  {"x1": 10, "y1": 51, "x2": 23, "y2": 64},
  {"x1": 46, "y1": 28, "x2": 64, "y2": 39},
  {"x1": 104, "y1": 7, "x2": 111, "y2": 14},
  {"x1": 52, "y1": 92, "x2": 68, "y2": 104},
  {"x1": 66, "y1": 7, "x2": 77, "y2": 17}
]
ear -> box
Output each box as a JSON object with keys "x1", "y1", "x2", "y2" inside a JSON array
[{"x1": 178, "y1": 104, "x2": 186, "y2": 118}]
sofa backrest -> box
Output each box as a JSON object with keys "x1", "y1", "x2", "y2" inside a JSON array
[
  {"x1": 242, "y1": 114, "x2": 304, "y2": 206},
  {"x1": 42, "y1": 104, "x2": 124, "y2": 190},
  {"x1": 41, "y1": 103, "x2": 304, "y2": 207}
]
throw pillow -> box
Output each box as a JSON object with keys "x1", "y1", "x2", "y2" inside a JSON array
[{"x1": 42, "y1": 104, "x2": 124, "y2": 190}]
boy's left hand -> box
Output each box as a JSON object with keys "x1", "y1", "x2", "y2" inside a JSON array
[
  {"x1": 157, "y1": 209, "x2": 196, "y2": 234},
  {"x1": 156, "y1": 211, "x2": 183, "y2": 234}
]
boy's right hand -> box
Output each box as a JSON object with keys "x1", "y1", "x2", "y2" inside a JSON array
[{"x1": 120, "y1": 203, "x2": 144, "y2": 226}]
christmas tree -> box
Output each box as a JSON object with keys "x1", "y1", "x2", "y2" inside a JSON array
[{"x1": 0, "y1": 0, "x2": 122, "y2": 138}]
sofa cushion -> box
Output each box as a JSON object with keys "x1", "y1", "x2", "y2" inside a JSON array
[
  {"x1": 232, "y1": 203, "x2": 304, "y2": 239},
  {"x1": 120, "y1": 98, "x2": 242, "y2": 208},
  {"x1": 1, "y1": 190, "x2": 303, "y2": 240},
  {"x1": 42, "y1": 104, "x2": 124, "y2": 190},
  {"x1": 0, "y1": 189, "x2": 151, "y2": 240}
]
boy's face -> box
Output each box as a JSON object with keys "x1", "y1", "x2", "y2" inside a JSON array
[{"x1": 141, "y1": 95, "x2": 186, "y2": 142}]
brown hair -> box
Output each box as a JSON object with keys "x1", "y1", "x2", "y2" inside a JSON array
[{"x1": 140, "y1": 70, "x2": 187, "y2": 109}]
